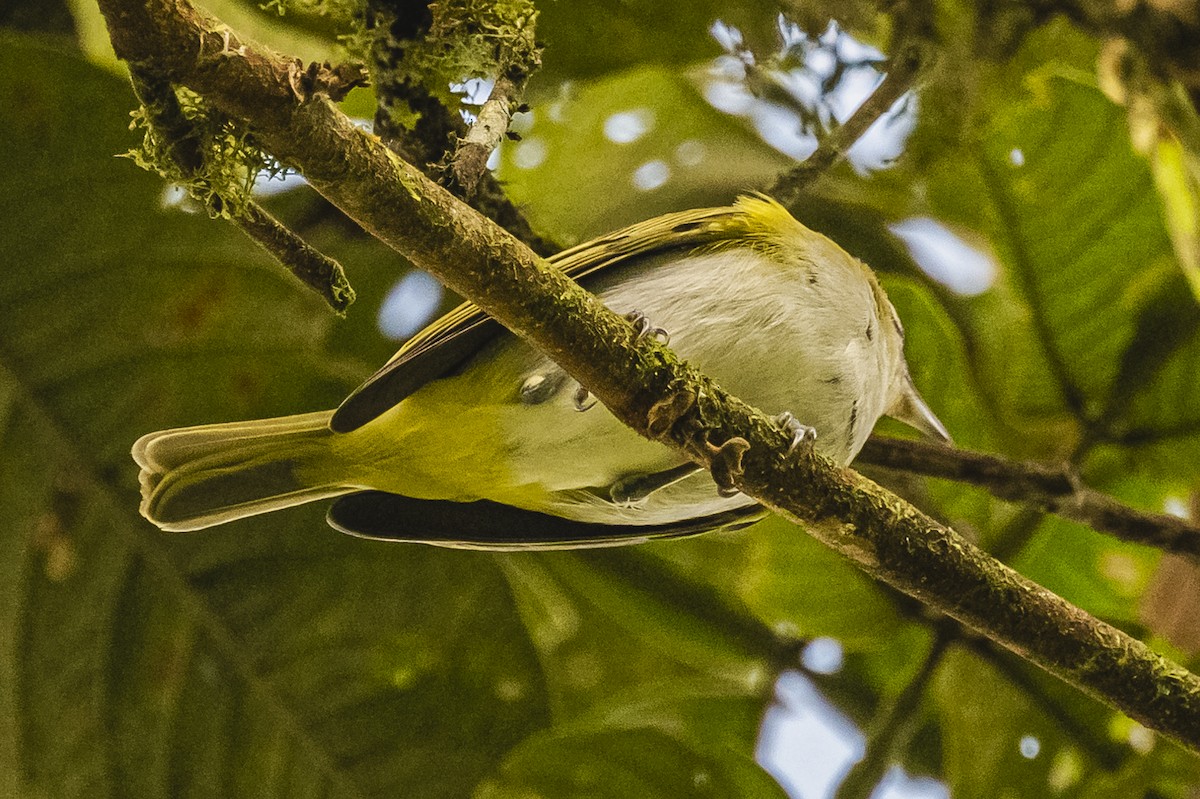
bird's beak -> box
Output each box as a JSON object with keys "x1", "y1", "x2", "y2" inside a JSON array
[{"x1": 889, "y1": 375, "x2": 952, "y2": 444}]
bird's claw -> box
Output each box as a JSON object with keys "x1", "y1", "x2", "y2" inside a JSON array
[
  {"x1": 625, "y1": 310, "x2": 669, "y2": 345},
  {"x1": 217, "y1": 28, "x2": 245, "y2": 58},
  {"x1": 775, "y1": 412, "x2": 817, "y2": 457},
  {"x1": 573, "y1": 384, "x2": 597, "y2": 412},
  {"x1": 573, "y1": 311, "x2": 667, "y2": 415}
]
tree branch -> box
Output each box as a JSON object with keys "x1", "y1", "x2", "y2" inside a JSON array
[
  {"x1": 127, "y1": 66, "x2": 356, "y2": 312},
  {"x1": 364, "y1": 0, "x2": 555, "y2": 254},
  {"x1": 441, "y1": 0, "x2": 540, "y2": 198},
  {"x1": 859, "y1": 436, "x2": 1200, "y2": 558},
  {"x1": 97, "y1": 0, "x2": 1200, "y2": 752},
  {"x1": 450, "y1": 73, "x2": 519, "y2": 197}
]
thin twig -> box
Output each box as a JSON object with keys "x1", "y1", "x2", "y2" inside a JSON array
[
  {"x1": 859, "y1": 437, "x2": 1200, "y2": 559},
  {"x1": 129, "y1": 68, "x2": 355, "y2": 312},
  {"x1": 446, "y1": 1, "x2": 540, "y2": 196},
  {"x1": 768, "y1": 41, "x2": 926, "y2": 205},
  {"x1": 450, "y1": 74, "x2": 518, "y2": 197},
  {"x1": 236, "y1": 202, "x2": 356, "y2": 311}
]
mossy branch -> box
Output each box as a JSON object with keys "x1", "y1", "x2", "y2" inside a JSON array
[
  {"x1": 364, "y1": 0, "x2": 554, "y2": 253},
  {"x1": 126, "y1": 65, "x2": 356, "y2": 312},
  {"x1": 97, "y1": 0, "x2": 1200, "y2": 751},
  {"x1": 439, "y1": 0, "x2": 540, "y2": 197}
]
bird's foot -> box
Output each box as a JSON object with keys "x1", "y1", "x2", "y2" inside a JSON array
[
  {"x1": 573, "y1": 384, "x2": 598, "y2": 412},
  {"x1": 625, "y1": 310, "x2": 670, "y2": 344},
  {"x1": 572, "y1": 313, "x2": 668, "y2": 414},
  {"x1": 774, "y1": 412, "x2": 817, "y2": 458}
]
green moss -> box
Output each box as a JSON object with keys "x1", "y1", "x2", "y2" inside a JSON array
[
  {"x1": 425, "y1": 0, "x2": 539, "y2": 80},
  {"x1": 373, "y1": 0, "x2": 540, "y2": 111},
  {"x1": 124, "y1": 87, "x2": 283, "y2": 222}
]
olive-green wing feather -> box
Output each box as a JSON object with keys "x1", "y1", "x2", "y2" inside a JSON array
[
  {"x1": 327, "y1": 490, "x2": 767, "y2": 549},
  {"x1": 330, "y1": 196, "x2": 792, "y2": 432}
]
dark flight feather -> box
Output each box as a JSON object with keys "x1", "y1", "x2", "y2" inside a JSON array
[{"x1": 328, "y1": 491, "x2": 767, "y2": 550}]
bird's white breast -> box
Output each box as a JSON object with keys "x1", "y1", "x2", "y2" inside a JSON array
[{"x1": 463, "y1": 246, "x2": 895, "y2": 525}]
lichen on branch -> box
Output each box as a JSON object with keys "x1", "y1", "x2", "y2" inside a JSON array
[
  {"x1": 364, "y1": 0, "x2": 536, "y2": 148},
  {"x1": 363, "y1": 0, "x2": 554, "y2": 251},
  {"x1": 403, "y1": 0, "x2": 539, "y2": 105},
  {"x1": 125, "y1": 68, "x2": 355, "y2": 312},
  {"x1": 362, "y1": 0, "x2": 539, "y2": 195},
  {"x1": 125, "y1": 80, "x2": 276, "y2": 220}
]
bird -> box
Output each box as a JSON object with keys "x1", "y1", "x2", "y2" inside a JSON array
[{"x1": 132, "y1": 195, "x2": 949, "y2": 549}]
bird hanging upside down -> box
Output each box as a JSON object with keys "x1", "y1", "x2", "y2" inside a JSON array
[{"x1": 133, "y1": 196, "x2": 950, "y2": 549}]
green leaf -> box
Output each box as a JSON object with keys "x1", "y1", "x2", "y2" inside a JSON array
[
  {"x1": 972, "y1": 78, "x2": 1170, "y2": 421},
  {"x1": 476, "y1": 688, "x2": 788, "y2": 799},
  {"x1": 863, "y1": 24, "x2": 1176, "y2": 456},
  {"x1": 736, "y1": 517, "x2": 906, "y2": 650},
  {"x1": 948, "y1": 79, "x2": 1168, "y2": 444},
  {"x1": 533, "y1": 1, "x2": 782, "y2": 82},
  {"x1": 497, "y1": 549, "x2": 777, "y2": 722},
  {"x1": 496, "y1": 66, "x2": 793, "y2": 242},
  {"x1": 1013, "y1": 516, "x2": 1159, "y2": 625},
  {"x1": 1077, "y1": 739, "x2": 1200, "y2": 799},
  {"x1": 1102, "y1": 282, "x2": 1200, "y2": 486},
  {"x1": 933, "y1": 647, "x2": 1083, "y2": 799},
  {"x1": 580, "y1": 683, "x2": 769, "y2": 750}
]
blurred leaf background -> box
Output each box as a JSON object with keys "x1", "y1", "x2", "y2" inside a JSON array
[{"x1": 3, "y1": 0, "x2": 1200, "y2": 796}]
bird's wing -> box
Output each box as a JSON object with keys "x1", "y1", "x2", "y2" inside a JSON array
[
  {"x1": 330, "y1": 198, "x2": 785, "y2": 432},
  {"x1": 326, "y1": 490, "x2": 767, "y2": 549}
]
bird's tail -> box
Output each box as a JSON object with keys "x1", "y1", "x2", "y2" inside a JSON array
[{"x1": 132, "y1": 410, "x2": 351, "y2": 531}]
